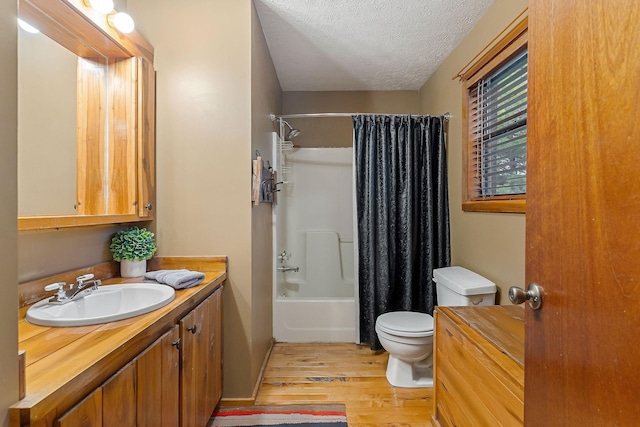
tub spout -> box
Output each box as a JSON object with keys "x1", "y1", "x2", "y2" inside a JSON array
[{"x1": 277, "y1": 266, "x2": 299, "y2": 273}]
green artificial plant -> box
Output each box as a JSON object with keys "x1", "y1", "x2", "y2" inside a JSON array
[{"x1": 110, "y1": 227, "x2": 157, "y2": 262}]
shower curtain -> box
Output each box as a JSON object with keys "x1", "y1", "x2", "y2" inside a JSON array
[{"x1": 353, "y1": 115, "x2": 450, "y2": 350}]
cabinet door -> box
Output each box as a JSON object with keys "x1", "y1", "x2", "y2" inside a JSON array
[
  {"x1": 208, "y1": 288, "x2": 223, "y2": 407},
  {"x1": 102, "y1": 361, "x2": 136, "y2": 427},
  {"x1": 56, "y1": 388, "x2": 102, "y2": 427},
  {"x1": 137, "y1": 326, "x2": 180, "y2": 427},
  {"x1": 180, "y1": 288, "x2": 222, "y2": 427},
  {"x1": 76, "y1": 60, "x2": 106, "y2": 216},
  {"x1": 107, "y1": 57, "x2": 138, "y2": 215},
  {"x1": 137, "y1": 56, "x2": 156, "y2": 218},
  {"x1": 180, "y1": 298, "x2": 207, "y2": 427}
]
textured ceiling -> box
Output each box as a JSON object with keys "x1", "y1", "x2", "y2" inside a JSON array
[{"x1": 253, "y1": 0, "x2": 496, "y2": 91}]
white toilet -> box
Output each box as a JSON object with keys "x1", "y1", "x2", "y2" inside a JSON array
[{"x1": 375, "y1": 266, "x2": 497, "y2": 388}]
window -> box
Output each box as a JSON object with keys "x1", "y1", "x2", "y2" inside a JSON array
[{"x1": 461, "y1": 21, "x2": 528, "y2": 213}]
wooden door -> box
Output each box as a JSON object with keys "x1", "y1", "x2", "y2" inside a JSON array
[
  {"x1": 102, "y1": 361, "x2": 136, "y2": 427},
  {"x1": 76, "y1": 57, "x2": 107, "y2": 215},
  {"x1": 137, "y1": 56, "x2": 156, "y2": 219},
  {"x1": 137, "y1": 326, "x2": 180, "y2": 427},
  {"x1": 179, "y1": 289, "x2": 223, "y2": 427},
  {"x1": 56, "y1": 388, "x2": 102, "y2": 427},
  {"x1": 526, "y1": 0, "x2": 640, "y2": 425},
  {"x1": 180, "y1": 297, "x2": 210, "y2": 427},
  {"x1": 107, "y1": 57, "x2": 138, "y2": 215}
]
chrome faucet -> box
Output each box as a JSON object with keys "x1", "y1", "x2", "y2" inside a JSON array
[
  {"x1": 45, "y1": 274, "x2": 101, "y2": 304},
  {"x1": 69, "y1": 274, "x2": 101, "y2": 300},
  {"x1": 277, "y1": 266, "x2": 299, "y2": 273}
]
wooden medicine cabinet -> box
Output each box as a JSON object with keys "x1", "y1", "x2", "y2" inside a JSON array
[{"x1": 17, "y1": 0, "x2": 156, "y2": 230}]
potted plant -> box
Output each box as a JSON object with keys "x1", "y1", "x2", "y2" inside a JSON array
[{"x1": 110, "y1": 227, "x2": 157, "y2": 277}]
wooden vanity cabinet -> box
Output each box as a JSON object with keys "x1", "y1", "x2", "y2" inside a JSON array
[
  {"x1": 56, "y1": 326, "x2": 179, "y2": 427},
  {"x1": 54, "y1": 286, "x2": 222, "y2": 427},
  {"x1": 432, "y1": 306, "x2": 524, "y2": 427}
]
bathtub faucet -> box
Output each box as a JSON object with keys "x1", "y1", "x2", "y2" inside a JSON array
[{"x1": 277, "y1": 266, "x2": 299, "y2": 273}]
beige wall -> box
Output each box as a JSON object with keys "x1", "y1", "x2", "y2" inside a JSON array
[
  {"x1": 19, "y1": 227, "x2": 120, "y2": 282},
  {"x1": 419, "y1": 0, "x2": 528, "y2": 303},
  {"x1": 128, "y1": 0, "x2": 278, "y2": 398},
  {"x1": 1, "y1": 0, "x2": 19, "y2": 425},
  {"x1": 250, "y1": 0, "x2": 281, "y2": 390},
  {"x1": 282, "y1": 91, "x2": 419, "y2": 147}
]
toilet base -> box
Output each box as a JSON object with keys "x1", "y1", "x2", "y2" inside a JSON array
[{"x1": 385, "y1": 354, "x2": 434, "y2": 388}]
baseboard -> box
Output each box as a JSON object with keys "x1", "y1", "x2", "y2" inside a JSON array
[
  {"x1": 218, "y1": 397, "x2": 257, "y2": 407},
  {"x1": 218, "y1": 338, "x2": 276, "y2": 407},
  {"x1": 252, "y1": 338, "x2": 276, "y2": 397}
]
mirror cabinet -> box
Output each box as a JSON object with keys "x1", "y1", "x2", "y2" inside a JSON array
[{"x1": 18, "y1": 0, "x2": 155, "y2": 230}]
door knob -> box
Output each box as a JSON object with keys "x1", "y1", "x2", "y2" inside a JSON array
[{"x1": 509, "y1": 283, "x2": 544, "y2": 310}]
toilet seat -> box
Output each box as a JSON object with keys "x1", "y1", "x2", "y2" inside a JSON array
[{"x1": 376, "y1": 311, "x2": 434, "y2": 337}]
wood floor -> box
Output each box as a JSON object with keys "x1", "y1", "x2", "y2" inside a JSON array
[{"x1": 255, "y1": 342, "x2": 433, "y2": 426}]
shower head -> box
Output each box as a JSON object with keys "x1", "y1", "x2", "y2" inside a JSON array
[
  {"x1": 282, "y1": 120, "x2": 301, "y2": 139},
  {"x1": 287, "y1": 127, "x2": 301, "y2": 139}
]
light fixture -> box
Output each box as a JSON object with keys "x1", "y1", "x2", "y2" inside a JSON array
[
  {"x1": 108, "y1": 12, "x2": 135, "y2": 33},
  {"x1": 85, "y1": 0, "x2": 114, "y2": 14},
  {"x1": 17, "y1": 18, "x2": 40, "y2": 34}
]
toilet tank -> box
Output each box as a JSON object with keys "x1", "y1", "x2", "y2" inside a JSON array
[{"x1": 433, "y1": 266, "x2": 497, "y2": 306}]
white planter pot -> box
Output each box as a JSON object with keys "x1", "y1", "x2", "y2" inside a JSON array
[{"x1": 120, "y1": 259, "x2": 147, "y2": 278}]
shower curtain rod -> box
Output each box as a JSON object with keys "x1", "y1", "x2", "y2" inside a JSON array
[{"x1": 276, "y1": 112, "x2": 451, "y2": 121}]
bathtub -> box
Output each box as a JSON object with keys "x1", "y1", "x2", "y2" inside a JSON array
[
  {"x1": 273, "y1": 295, "x2": 356, "y2": 342},
  {"x1": 272, "y1": 146, "x2": 357, "y2": 343}
]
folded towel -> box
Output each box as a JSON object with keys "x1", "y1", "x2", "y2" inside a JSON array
[{"x1": 143, "y1": 269, "x2": 205, "y2": 289}]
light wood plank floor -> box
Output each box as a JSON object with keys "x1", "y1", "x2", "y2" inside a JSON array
[{"x1": 255, "y1": 342, "x2": 433, "y2": 426}]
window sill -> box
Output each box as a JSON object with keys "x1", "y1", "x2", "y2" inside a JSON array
[{"x1": 462, "y1": 199, "x2": 526, "y2": 213}]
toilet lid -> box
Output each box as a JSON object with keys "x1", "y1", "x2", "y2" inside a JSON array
[{"x1": 376, "y1": 311, "x2": 434, "y2": 336}]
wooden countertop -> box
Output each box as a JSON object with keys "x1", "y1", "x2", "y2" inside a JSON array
[
  {"x1": 11, "y1": 257, "x2": 227, "y2": 427},
  {"x1": 436, "y1": 305, "x2": 524, "y2": 368}
]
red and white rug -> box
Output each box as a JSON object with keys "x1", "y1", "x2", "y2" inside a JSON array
[{"x1": 209, "y1": 404, "x2": 348, "y2": 426}]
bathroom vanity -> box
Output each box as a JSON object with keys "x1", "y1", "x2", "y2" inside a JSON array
[
  {"x1": 11, "y1": 257, "x2": 226, "y2": 427},
  {"x1": 432, "y1": 305, "x2": 524, "y2": 427}
]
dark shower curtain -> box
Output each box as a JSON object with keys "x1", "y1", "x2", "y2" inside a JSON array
[{"x1": 353, "y1": 114, "x2": 450, "y2": 350}]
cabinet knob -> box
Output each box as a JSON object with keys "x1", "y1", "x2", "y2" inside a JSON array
[
  {"x1": 171, "y1": 338, "x2": 182, "y2": 349},
  {"x1": 145, "y1": 203, "x2": 153, "y2": 210},
  {"x1": 187, "y1": 325, "x2": 197, "y2": 334}
]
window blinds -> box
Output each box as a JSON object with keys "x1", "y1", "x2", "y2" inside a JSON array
[{"x1": 469, "y1": 49, "x2": 528, "y2": 197}]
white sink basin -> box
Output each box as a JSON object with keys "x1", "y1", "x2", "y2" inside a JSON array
[{"x1": 26, "y1": 283, "x2": 176, "y2": 327}]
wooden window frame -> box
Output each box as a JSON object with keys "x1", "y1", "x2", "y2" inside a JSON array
[{"x1": 462, "y1": 19, "x2": 528, "y2": 214}]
